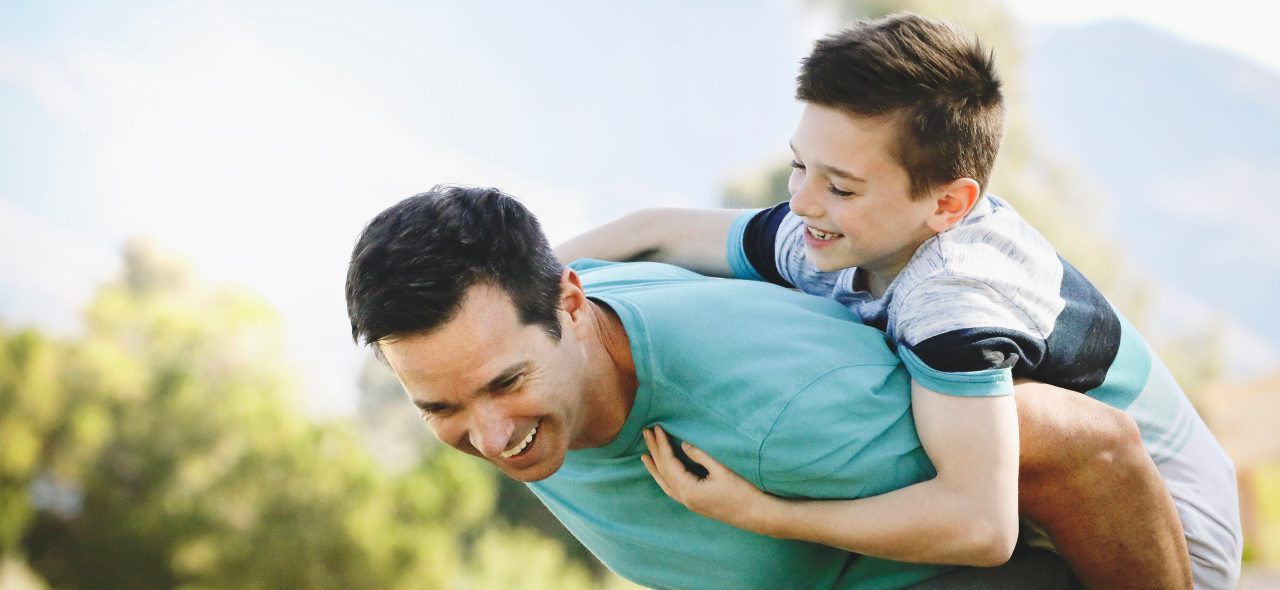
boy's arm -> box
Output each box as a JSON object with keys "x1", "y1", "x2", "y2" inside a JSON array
[
  {"x1": 644, "y1": 381, "x2": 1192, "y2": 588},
  {"x1": 553, "y1": 208, "x2": 744, "y2": 277},
  {"x1": 766, "y1": 382, "x2": 1020, "y2": 566},
  {"x1": 643, "y1": 379, "x2": 1021, "y2": 567}
]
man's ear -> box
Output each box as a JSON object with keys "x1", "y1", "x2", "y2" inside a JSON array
[
  {"x1": 926, "y1": 178, "x2": 981, "y2": 232},
  {"x1": 559, "y1": 268, "x2": 590, "y2": 333}
]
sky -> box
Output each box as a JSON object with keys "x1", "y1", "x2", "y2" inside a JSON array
[
  {"x1": 2, "y1": 0, "x2": 1276, "y2": 415},
  {"x1": 1005, "y1": 0, "x2": 1280, "y2": 74}
]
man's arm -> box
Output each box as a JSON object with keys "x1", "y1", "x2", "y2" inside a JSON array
[
  {"x1": 1014, "y1": 380, "x2": 1192, "y2": 590},
  {"x1": 553, "y1": 208, "x2": 743, "y2": 277}
]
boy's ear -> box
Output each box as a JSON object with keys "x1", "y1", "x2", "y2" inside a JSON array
[{"x1": 927, "y1": 178, "x2": 982, "y2": 232}]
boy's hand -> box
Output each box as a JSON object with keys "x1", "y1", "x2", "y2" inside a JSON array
[{"x1": 640, "y1": 425, "x2": 774, "y2": 534}]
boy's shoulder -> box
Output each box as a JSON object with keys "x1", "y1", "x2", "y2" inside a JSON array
[
  {"x1": 888, "y1": 195, "x2": 1074, "y2": 343},
  {"x1": 898, "y1": 195, "x2": 1061, "y2": 292}
]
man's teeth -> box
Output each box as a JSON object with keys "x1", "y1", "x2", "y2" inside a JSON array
[
  {"x1": 500, "y1": 423, "x2": 538, "y2": 459},
  {"x1": 808, "y1": 226, "x2": 841, "y2": 240}
]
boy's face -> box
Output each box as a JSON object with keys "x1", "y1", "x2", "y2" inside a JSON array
[{"x1": 787, "y1": 103, "x2": 940, "y2": 277}]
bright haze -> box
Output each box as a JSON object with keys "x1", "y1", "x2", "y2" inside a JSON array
[{"x1": 2, "y1": 0, "x2": 1275, "y2": 415}]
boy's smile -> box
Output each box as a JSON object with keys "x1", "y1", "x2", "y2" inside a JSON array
[{"x1": 787, "y1": 103, "x2": 941, "y2": 291}]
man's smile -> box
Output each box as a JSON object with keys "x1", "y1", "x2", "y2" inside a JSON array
[{"x1": 501, "y1": 420, "x2": 540, "y2": 459}]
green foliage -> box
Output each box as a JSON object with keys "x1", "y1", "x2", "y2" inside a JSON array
[
  {"x1": 1250, "y1": 464, "x2": 1280, "y2": 564},
  {"x1": 0, "y1": 240, "x2": 607, "y2": 589}
]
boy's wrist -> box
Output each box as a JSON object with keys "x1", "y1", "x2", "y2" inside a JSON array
[{"x1": 752, "y1": 493, "x2": 794, "y2": 540}]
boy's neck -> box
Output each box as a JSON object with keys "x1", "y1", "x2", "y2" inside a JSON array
[
  {"x1": 860, "y1": 269, "x2": 897, "y2": 299},
  {"x1": 858, "y1": 230, "x2": 943, "y2": 298}
]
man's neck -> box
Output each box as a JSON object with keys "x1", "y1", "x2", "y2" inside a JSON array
[{"x1": 574, "y1": 299, "x2": 638, "y2": 449}]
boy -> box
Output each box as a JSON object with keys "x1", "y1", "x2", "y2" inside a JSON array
[{"x1": 557, "y1": 13, "x2": 1241, "y2": 589}]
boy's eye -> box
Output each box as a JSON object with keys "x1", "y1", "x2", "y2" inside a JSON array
[
  {"x1": 789, "y1": 160, "x2": 805, "y2": 170},
  {"x1": 828, "y1": 184, "x2": 855, "y2": 197}
]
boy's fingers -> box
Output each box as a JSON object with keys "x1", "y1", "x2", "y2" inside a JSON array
[
  {"x1": 641, "y1": 454, "x2": 675, "y2": 499},
  {"x1": 651, "y1": 426, "x2": 696, "y2": 486},
  {"x1": 680, "y1": 442, "x2": 722, "y2": 475},
  {"x1": 642, "y1": 427, "x2": 655, "y2": 451}
]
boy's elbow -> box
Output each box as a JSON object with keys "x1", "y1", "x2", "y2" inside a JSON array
[{"x1": 962, "y1": 520, "x2": 1019, "y2": 567}]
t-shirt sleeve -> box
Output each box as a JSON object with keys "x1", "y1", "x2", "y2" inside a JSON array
[
  {"x1": 894, "y1": 277, "x2": 1049, "y2": 398},
  {"x1": 727, "y1": 202, "x2": 793, "y2": 286}
]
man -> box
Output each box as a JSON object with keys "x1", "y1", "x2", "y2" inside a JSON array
[{"x1": 346, "y1": 186, "x2": 1186, "y2": 589}]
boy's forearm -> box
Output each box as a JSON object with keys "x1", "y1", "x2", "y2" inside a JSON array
[
  {"x1": 554, "y1": 207, "x2": 743, "y2": 276},
  {"x1": 752, "y1": 384, "x2": 1020, "y2": 567},
  {"x1": 554, "y1": 209, "x2": 662, "y2": 264},
  {"x1": 761, "y1": 474, "x2": 1018, "y2": 566},
  {"x1": 1014, "y1": 382, "x2": 1192, "y2": 590}
]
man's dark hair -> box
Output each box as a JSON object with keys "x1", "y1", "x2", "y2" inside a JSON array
[
  {"x1": 797, "y1": 13, "x2": 1004, "y2": 199},
  {"x1": 345, "y1": 185, "x2": 564, "y2": 350}
]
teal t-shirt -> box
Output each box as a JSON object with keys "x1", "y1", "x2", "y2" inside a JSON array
[{"x1": 527, "y1": 260, "x2": 956, "y2": 590}]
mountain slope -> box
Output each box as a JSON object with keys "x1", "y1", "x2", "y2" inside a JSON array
[{"x1": 1025, "y1": 20, "x2": 1280, "y2": 368}]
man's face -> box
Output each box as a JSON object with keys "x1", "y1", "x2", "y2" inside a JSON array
[
  {"x1": 380, "y1": 284, "x2": 589, "y2": 482},
  {"x1": 787, "y1": 103, "x2": 940, "y2": 276}
]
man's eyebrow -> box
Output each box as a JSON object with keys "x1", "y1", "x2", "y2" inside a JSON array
[
  {"x1": 789, "y1": 142, "x2": 867, "y2": 184},
  {"x1": 411, "y1": 361, "x2": 530, "y2": 412},
  {"x1": 482, "y1": 361, "x2": 530, "y2": 393},
  {"x1": 413, "y1": 399, "x2": 449, "y2": 412}
]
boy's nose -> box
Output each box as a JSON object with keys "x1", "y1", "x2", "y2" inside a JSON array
[{"x1": 789, "y1": 182, "x2": 823, "y2": 218}]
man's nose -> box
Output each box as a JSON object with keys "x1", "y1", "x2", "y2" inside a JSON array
[{"x1": 467, "y1": 405, "x2": 515, "y2": 459}]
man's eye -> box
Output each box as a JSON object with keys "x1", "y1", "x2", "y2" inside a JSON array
[
  {"x1": 789, "y1": 160, "x2": 805, "y2": 170},
  {"x1": 420, "y1": 405, "x2": 450, "y2": 417},
  {"x1": 498, "y1": 374, "x2": 523, "y2": 391}
]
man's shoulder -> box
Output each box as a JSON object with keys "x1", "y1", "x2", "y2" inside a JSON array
[{"x1": 570, "y1": 259, "x2": 704, "y2": 281}]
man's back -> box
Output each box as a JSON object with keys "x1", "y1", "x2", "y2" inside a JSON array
[{"x1": 528, "y1": 260, "x2": 955, "y2": 589}]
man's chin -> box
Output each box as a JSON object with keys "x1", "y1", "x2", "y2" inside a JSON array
[{"x1": 500, "y1": 454, "x2": 565, "y2": 483}]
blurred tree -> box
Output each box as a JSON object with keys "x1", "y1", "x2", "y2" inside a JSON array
[
  {"x1": 355, "y1": 357, "x2": 433, "y2": 473},
  {"x1": 1, "y1": 239, "x2": 605, "y2": 589}
]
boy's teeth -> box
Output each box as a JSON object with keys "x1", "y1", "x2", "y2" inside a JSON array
[{"x1": 500, "y1": 423, "x2": 538, "y2": 458}]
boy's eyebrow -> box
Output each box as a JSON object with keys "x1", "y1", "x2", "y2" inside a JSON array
[
  {"x1": 789, "y1": 142, "x2": 867, "y2": 183},
  {"x1": 411, "y1": 361, "x2": 530, "y2": 412}
]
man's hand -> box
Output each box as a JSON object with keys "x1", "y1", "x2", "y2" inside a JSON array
[{"x1": 640, "y1": 425, "x2": 773, "y2": 533}]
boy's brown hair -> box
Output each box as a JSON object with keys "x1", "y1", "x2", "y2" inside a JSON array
[{"x1": 797, "y1": 13, "x2": 1004, "y2": 199}]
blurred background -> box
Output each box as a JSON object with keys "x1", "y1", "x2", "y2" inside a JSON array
[{"x1": 2, "y1": 0, "x2": 1278, "y2": 587}]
